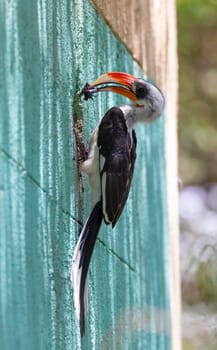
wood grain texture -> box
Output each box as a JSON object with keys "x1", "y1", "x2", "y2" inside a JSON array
[{"x1": 1, "y1": 0, "x2": 174, "y2": 349}]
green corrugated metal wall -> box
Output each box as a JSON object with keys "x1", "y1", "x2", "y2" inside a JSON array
[{"x1": 0, "y1": 1, "x2": 170, "y2": 349}]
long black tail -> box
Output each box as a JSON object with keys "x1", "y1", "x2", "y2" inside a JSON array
[{"x1": 71, "y1": 200, "x2": 103, "y2": 336}]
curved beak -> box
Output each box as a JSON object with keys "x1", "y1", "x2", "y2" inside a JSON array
[{"x1": 82, "y1": 72, "x2": 137, "y2": 102}]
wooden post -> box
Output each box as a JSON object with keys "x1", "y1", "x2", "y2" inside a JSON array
[{"x1": 0, "y1": 0, "x2": 180, "y2": 349}]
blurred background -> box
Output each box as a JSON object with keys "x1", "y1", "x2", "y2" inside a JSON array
[{"x1": 177, "y1": 0, "x2": 217, "y2": 348}]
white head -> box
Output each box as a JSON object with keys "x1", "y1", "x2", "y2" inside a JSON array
[{"x1": 129, "y1": 78, "x2": 165, "y2": 123}]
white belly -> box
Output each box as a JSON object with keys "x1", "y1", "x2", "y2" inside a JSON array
[{"x1": 81, "y1": 127, "x2": 101, "y2": 206}]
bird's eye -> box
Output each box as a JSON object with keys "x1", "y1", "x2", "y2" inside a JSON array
[{"x1": 136, "y1": 85, "x2": 148, "y2": 99}]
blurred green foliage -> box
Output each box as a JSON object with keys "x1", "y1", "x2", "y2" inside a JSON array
[
  {"x1": 177, "y1": 0, "x2": 217, "y2": 184},
  {"x1": 178, "y1": 0, "x2": 217, "y2": 25},
  {"x1": 178, "y1": 4, "x2": 217, "y2": 349},
  {"x1": 183, "y1": 339, "x2": 197, "y2": 350},
  {"x1": 196, "y1": 259, "x2": 217, "y2": 305}
]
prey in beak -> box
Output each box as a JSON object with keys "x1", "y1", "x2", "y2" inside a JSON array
[{"x1": 81, "y1": 72, "x2": 138, "y2": 102}]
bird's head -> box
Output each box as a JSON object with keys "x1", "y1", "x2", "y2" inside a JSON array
[{"x1": 81, "y1": 72, "x2": 165, "y2": 122}]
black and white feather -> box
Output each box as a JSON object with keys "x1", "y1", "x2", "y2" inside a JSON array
[{"x1": 71, "y1": 107, "x2": 136, "y2": 336}]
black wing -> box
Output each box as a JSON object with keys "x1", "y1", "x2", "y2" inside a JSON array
[{"x1": 97, "y1": 107, "x2": 137, "y2": 227}]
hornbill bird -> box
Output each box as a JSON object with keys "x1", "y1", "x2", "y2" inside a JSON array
[{"x1": 71, "y1": 72, "x2": 165, "y2": 336}]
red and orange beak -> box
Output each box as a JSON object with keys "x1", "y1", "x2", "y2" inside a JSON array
[{"x1": 81, "y1": 72, "x2": 138, "y2": 102}]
